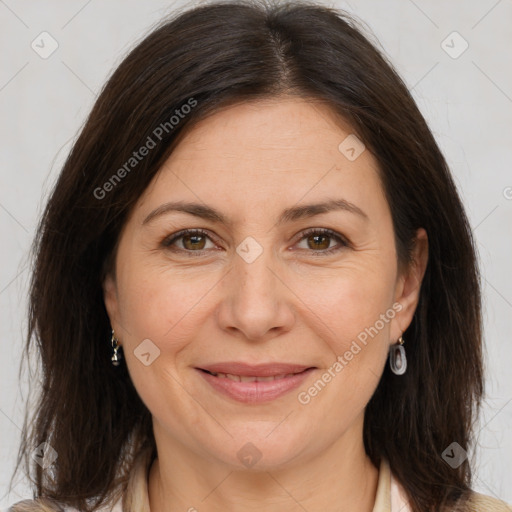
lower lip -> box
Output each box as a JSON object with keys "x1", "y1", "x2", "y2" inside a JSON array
[{"x1": 196, "y1": 368, "x2": 315, "y2": 403}]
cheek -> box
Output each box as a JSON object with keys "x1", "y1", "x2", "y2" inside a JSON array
[
  {"x1": 293, "y1": 262, "x2": 396, "y2": 410},
  {"x1": 295, "y1": 271, "x2": 395, "y2": 421},
  {"x1": 297, "y1": 261, "x2": 396, "y2": 345},
  {"x1": 113, "y1": 265, "x2": 208, "y2": 413},
  {"x1": 115, "y1": 260, "x2": 217, "y2": 347}
]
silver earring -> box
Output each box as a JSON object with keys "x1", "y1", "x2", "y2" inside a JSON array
[
  {"x1": 111, "y1": 329, "x2": 122, "y2": 366},
  {"x1": 389, "y1": 335, "x2": 407, "y2": 375}
]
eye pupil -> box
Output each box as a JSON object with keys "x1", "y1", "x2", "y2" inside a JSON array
[
  {"x1": 183, "y1": 234, "x2": 206, "y2": 250},
  {"x1": 308, "y1": 234, "x2": 330, "y2": 250}
]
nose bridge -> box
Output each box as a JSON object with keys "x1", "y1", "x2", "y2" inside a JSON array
[
  {"x1": 216, "y1": 234, "x2": 294, "y2": 340},
  {"x1": 233, "y1": 234, "x2": 278, "y2": 301}
]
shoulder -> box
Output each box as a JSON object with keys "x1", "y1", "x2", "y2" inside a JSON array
[
  {"x1": 6, "y1": 498, "x2": 64, "y2": 512},
  {"x1": 7, "y1": 497, "x2": 123, "y2": 512},
  {"x1": 7, "y1": 446, "x2": 151, "y2": 512},
  {"x1": 6, "y1": 499, "x2": 65, "y2": 512},
  {"x1": 465, "y1": 491, "x2": 512, "y2": 511}
]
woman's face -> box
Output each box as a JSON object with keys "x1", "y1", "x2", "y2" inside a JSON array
[{"x1": 104, "y1": 97, "x2": 427, "y2": 470}]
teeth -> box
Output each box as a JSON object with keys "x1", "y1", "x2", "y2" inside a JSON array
[{"x1": 209, "y1": 371, "x2": 297, "y2": 382}]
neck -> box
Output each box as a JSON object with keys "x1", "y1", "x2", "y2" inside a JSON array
[{"x1": 148, "y1": 416, "x2": 379, "y2": 512}]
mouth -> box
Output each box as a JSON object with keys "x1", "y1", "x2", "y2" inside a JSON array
[
  {"x1": 196, "y1": 361, "x2": 314, "y2": 377},
  {"x1": 199, "y1": 369, "x2": 305, "y2": 382},
  {"x1": 195, "y1": 365, "x2": 316, "y2": 403}
]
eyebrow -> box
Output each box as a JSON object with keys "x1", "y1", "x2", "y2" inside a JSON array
[{"x1": 142, "y1": 198, "x2": 368, "y2": 226}]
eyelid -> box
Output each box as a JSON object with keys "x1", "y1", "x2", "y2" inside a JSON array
[
  {"x1": 161, "y1": 227, "x2": 350, "y2": 256},
  {"x1": 294, "y1": 227, "x2": 350, "y2": 253},
  {"x1": 162, "y1": 228, "x2": 217, "y2": 249}
]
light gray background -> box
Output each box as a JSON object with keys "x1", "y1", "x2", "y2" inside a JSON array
[{"x1": 1, "y1": 0, "x2": 511, "y2": 507}]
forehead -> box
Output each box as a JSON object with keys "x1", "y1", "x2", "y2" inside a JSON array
[
  {"x1": 174, "y1": 96, "x2": 355, "y2": 157},
  {"x1": 135, "y1": 97, "x2": 387, "y2": 225}
]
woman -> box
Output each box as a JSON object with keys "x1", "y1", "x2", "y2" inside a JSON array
[{"x1": 8, "y1": 1, "x2": 511, "y2": 511}]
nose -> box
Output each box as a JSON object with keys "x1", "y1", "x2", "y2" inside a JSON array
[{"x1": 215, "y1": 239, "x2": 296, "y2": 342}]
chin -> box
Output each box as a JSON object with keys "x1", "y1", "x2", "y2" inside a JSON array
[{"x1": 207, "y1": 434, "x2": 310, "y2": 472}]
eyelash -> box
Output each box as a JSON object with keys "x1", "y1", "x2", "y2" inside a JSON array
[{"x1": 161, "y1": 227, "x2": 349, "y2": 257}]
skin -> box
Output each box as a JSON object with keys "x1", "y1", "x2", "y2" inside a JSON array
[{"x1": 103, "y1": 96, "x2": 428, "y2": 512}]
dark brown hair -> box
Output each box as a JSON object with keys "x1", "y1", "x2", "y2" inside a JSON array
[{"x1": 11, "y1": 1, "x2": 484, "y2": 511}]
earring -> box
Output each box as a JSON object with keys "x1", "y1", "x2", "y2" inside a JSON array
[
  {"x1": 389, "y1": 335, "x2": 407, "y2": 375},
  {"x1": 111, "y1": 329, "x2": 122, "y2": 366}
]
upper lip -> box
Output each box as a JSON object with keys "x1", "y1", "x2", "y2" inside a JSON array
[{"x1": 196, "y1": 362, "x2": 314, "y2": 377}]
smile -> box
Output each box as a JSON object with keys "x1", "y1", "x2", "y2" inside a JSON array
[
  {"x1": 196, "y1": 367, "x2": 315, "y2": 403},
  {"x1": 204, "y1": 370, "x2": 299, "y2": 382}
]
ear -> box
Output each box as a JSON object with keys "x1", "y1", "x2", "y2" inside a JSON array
[
  {"x1": 103, "y1": 271, "x2": 121, "y2": 340},
  {"x1": 390, "y1": 228, "x2": 429, "y2": 342}
]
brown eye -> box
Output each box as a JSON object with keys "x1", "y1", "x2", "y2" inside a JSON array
[
  {"x1": 306, "y1": 233, "x2": 331, "y2": 250},
  {"x1": 162, "y1": 227, "x2": 348, "y2": 257},
  {"x1": 162, "y1": 229, "x2": 215, "y2": 253},
  {"x1": 181, "y1": 233, "x2": 207, "y2": 250},
  {"x1": 296, "y1": 228, "x2": 349, "y2": 255}
]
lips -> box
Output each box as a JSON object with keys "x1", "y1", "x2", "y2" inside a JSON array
[
  {"x1": 195, "y1": 365, "x2": 316, "y2": 405},
  {"x1": 202, "y1": 372, "x2": 298, "y2": 382},
  {"x1": 196, "y1": 361, "x2": 313, "y2": 378},
  {"x1": 195, "y1": 362, "x2": 316, "y2": 403}
]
